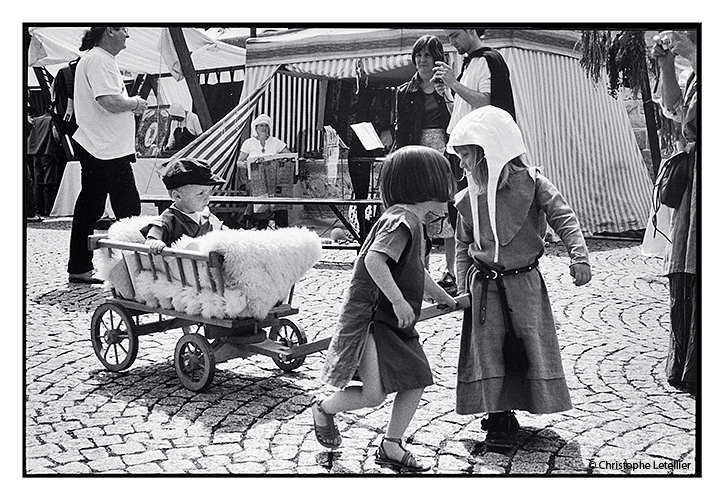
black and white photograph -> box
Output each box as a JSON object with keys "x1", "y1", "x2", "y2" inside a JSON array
[{"x1": 18, "y1": 6, "x2": 709, "y2": 494}]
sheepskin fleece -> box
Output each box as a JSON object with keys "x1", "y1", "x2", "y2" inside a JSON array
[
  {"x1": 96, "y1": 215, "x2": 157, "y2": 284},
  {"x1": 97, "y1": 217, "x2": 322, "y2": 320}
]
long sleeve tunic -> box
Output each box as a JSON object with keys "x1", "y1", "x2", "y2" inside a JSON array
[{"x1": 453, "y1": 167, "x2": 589, "y2": 415}]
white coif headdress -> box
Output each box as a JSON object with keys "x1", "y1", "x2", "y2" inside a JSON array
[
  {"x1": 251, "y1": 114, "x2": 273, "y2": 138},
  {"x1": 447, "y1": 107, "x2": 526, "y2": 263}
]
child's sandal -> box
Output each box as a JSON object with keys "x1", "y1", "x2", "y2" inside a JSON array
[
  {"x1": 311, "y1": 399, "x2": 342, "y2": 449},
  {"x1": 374, "y1": 437, "x2": 430, "y2": 473}
]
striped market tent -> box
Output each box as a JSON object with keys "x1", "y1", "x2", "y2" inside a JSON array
[
  {"x1": 167, "y1": 73, "x2": 275, "y2": 187},
  {"x1": 178, "y1": 28, "x2": 653, "y2": 235},
  {"x1": 241, "y1": 28, "x2": 459, "y2": 156},
  {"x1": 484, "y1": 30, "x2": 653, "y2": 236},
  {"x1": 172, "y1": 28, "x2": 458, "y2": 189}
]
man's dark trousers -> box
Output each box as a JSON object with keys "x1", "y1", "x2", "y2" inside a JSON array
[{"x1": 67, "y1": 141, "x2": 141, "y2": 274}]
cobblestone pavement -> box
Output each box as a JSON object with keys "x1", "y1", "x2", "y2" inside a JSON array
[{"x1": 24, "y1": 219, "x2": 698, "y2": 476}]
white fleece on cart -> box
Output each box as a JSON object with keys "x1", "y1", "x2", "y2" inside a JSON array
[{"x1": 97, "y1": 216, "x2": 322, "y2": 320}]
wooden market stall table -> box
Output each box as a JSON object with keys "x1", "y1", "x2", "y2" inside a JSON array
[
  {"x1": 141, "y1": 194, "x2": 384, "y2": 248},
  {"x1": 50, "y1": 158, "x2": 168, "y2": 217}
]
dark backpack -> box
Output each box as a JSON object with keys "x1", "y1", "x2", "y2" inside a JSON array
[{"x1": 52, "y1": 58, "x2": 79, "y2": 136}]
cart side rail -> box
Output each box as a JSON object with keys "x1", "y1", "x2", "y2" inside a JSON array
[
  {"x1": 90, "y1": 235, "x2": 295, "y2": 309},
  {"x1": 90, "y1": 236, "x2": 223, "y2": 266},
  {"x1": 90, "y1": 236, "x2": 226, "y2": 296}
]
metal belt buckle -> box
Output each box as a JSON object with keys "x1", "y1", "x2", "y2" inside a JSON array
[{"x1": 487, "y1": 269, "x2": 499, "y2": 280}]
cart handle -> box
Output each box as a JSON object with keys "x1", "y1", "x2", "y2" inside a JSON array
[{"x1": 418, "y1": 293, "x2": 470, "y2": 321}]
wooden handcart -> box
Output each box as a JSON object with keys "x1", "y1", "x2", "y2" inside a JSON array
[{"x1": 88, "y1": 236, "x2": 330, "y2": 392}]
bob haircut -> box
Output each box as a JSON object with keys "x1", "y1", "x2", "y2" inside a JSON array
[
  {"x1": 411, "y1": 35, "x2": 445, "y2": 64},
  {"x1": 378, "y1": 145, "x2": 454, "y2": 208}
]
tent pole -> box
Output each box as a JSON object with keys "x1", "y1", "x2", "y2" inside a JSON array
[
  {"x1": 129, "y1": 74, "x2": 145, "y2": 97},
  {"x1": 168, "y1": 27, "x2": 213, "y2": 131},
  {"x1": 641, "y1": 74, "x2": 662, "y2": 180},
  {"x1": 32, "y1": 67, "x2": 52, "y2": 111},
  {"x1": 137, "y1": 74, "x2": 158, "y2": 100}
]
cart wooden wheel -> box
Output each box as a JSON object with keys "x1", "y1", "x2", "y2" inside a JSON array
[
  {"x1": 174, "y1": 333, "x2": 216, "y2": 392},
  {"x1": 90, "y1": 303, "x2": 139, "y2": 372},
  {"x1": 268, "y1": 318, "x2": 308, "y2": 371}
]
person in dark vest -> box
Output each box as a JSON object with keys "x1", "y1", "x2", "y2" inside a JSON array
[
  {"x1": 165, "y1": 103, "x2": 203, "y2": 152},
  {"x1": 27, "y1": 108, "x2": 63, "y2": 216},
  {"x1": 52, "y1": 57, "x2": 79, "y2": 163},
  {"x1": 431, "y1": 28, "x2": 517, "y2": 293},
  {"x1": 141, "y1": 158, "x2": 227, "y2": 253},
  {"x1": 52, "y1": 58, "x2": 79, "y2": 137},
  {"x1": 434, "y1": 28, "x2": 516, "y2": 131}
]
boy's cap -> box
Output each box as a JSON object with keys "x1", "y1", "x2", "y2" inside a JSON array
[{"x1": 162, "y1": 158, "x2": 225, "y2": 190}]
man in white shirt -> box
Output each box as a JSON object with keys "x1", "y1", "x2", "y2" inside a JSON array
[
  {"x1": 431, "y1": 28, "x2": 516, "y2": 293},
  {"x1": 67, "y1": 27, "x2": 148, "y2": 284},
  {"x1": 433, "y1": 28, "x2": 516, "y2": 134}
]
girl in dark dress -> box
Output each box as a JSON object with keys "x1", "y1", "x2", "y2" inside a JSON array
[{"x1": 313, "y1": 146, "x2": 457, "y2": 472}]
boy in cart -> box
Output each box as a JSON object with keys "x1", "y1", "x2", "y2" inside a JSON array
[{"x1": 142, "y1": 158, "x2": 227, "y2": 252}]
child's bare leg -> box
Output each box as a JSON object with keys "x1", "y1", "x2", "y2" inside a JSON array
[
  {"x1": 386, "y1": 388, "x2": 424, "y2": 439},
  {"x1": 379, "y1": 388, "x2": 425, "y2": 464},
  {"x1": 314, "y1": 334, "x2": 386, "y2": 425}
]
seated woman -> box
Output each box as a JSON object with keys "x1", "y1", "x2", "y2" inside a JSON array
[
  {"x1": 239, "y1": 114, "x2": 293, "y2": 228},
  {"x1": 239, "y1": 114, "x2": 291, "y2": 162}
]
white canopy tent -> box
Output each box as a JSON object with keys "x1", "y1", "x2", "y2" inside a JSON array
[
  {"x1": 28, "y1": 27, "x2": 246, "y2": 78},
  {"x1": 27, "y1": 27, "x2": 246, "y2": 115}
]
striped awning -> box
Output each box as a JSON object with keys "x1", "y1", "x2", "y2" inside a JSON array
[
  {"x1": 499, "y1": 46, "x2": 653, "y2": 235},
  {"x1": 284, "y1": 53, "x2": 414, "y2": 80},
  {"x1": 245, "y1": 28, "x2": 454, "y2": 67},
  {"x1": 162, "y1": 69, "x2": 278, "y2": 189}
]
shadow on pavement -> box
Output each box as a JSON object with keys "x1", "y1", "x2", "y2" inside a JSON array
[
  {"x1": 85, "y1": 357, "x2": 320, "y2": 432},
  {"x1": 460, "y1": 427, "x2": 589, "y2": 474},
  {"x1": 31, "y1": 284, "x2": 106, "y2": 314}
]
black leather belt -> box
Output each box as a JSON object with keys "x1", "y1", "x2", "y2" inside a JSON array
[
  {"x1": 472, "y1": 259, "x2": 538, "y2": 281},
  {"x1": 469, "y1": 258, "x2": 539, "y2": 373}
]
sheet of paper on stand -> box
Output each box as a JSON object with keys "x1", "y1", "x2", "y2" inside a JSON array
[{"x1": 350, "y1": 122, "x2": 385, "y2": 151}]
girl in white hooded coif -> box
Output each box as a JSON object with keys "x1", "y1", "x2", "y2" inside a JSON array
[{"x1": 448, "y1": 106, "x2": 591, "y2": 449}]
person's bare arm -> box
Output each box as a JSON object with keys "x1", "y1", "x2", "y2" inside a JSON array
[
  {"x1": 433, "y1": 61, "x2": 490, "y2": 108},
  {"x1": 96, "y1": 94, "x2": 148, "y2": 115},
  {"x1": 423, "y1": 270, "x2": 457, "y2": 308},
  {"x1": 364, "y1": 250, "x2": 415, "y2": 328}
]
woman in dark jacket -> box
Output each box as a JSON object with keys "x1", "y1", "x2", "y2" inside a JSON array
[
  {"x1": 393, "y1": 35, "x2": 456, "y2": 292},
  {"x1": 394, "y1": 35, "x2": 452, "y2": 152}
]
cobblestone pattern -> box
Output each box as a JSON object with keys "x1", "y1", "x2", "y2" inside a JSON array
[{"x1": 25, "y1": 223, "x2": 697, "y2": 475}]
